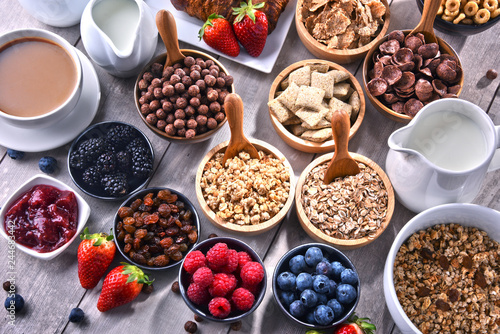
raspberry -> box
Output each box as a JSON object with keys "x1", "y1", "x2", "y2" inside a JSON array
[
  {"x1": 221, "y1": 249, "x2": 239, "y2": 274},
  {"x1": 209, "y1": 273, "x2": 237, "y2": 297},
  {"x1": 183, "y1": 250, "x2": 207, "y2": 274},
  {"x1": 237, "y1": 251, "x2": 252, "y2": 272},
  {"x1": 240, "y1": 262, "x2": 264, "y2": 286},
  {"x1": 231, "y1": 288, "x2": 255, "y2": 311},
  {"x1": 187, "y1": 283, "x2": 210, "y2": 305},
  {"x1": 208, "y1": 297, "x2": 231, "y2": 318},
  {"x1": 206, "y1": 243, "x2": 229, "y2": 268},
  {"x1": 192, "y1": 267, "x2": 214, "y2": 288},
  {"x1": 242, "y1": 282, "x2": 261, "y2": 296}
]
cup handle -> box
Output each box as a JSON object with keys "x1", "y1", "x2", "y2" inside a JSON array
[{"x1": 488, "y1": 125, "x2": 500, "y2": 172}]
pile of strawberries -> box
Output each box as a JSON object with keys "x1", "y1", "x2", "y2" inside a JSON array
[
  {"x1": 183, "y1": 242, "x2": 265, "y2": 318},
  {"x1": 199, "y1": 0, "x2": 268, "y2": 58}
]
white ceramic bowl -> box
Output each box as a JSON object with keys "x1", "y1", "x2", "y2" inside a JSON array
[
  {"x1": 0, "y1": 28, "x2": 82, "y2": 129},
  {"x1": 383, "y1": 203, "x2": 500, "y2": 334},
  {"x1": 0, "y1": 174, "x2": 90, "y2": 260}
]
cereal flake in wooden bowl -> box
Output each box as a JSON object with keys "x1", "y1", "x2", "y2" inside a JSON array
[
  {"x1": 195, "y1": 139, "x2": 295, "y2": 235},
  {"x1": 295, "y1": 152, "x2": 395, "y2": 249},
  {"x1": 295, "y1": 0, "x2": 391, "y2": 64},
  {"x1": 268, "y1": 59, "x2": 365, "y2": 154}
]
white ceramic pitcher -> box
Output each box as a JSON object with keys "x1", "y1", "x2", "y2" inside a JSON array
[
  {"x1": 80, "y1": 0, "x2": 157, "y2": 78},
  {"x1": 386, "y1": 98, "x2": 500, "y2": 213}
]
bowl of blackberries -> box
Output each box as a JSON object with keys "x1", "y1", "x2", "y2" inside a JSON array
[
  {"x1": 273, "y1": 243, "x2": 360, "y2": 329},
  {"x1": 68, "y1": 121, "x2": 154, "y2": 200}
]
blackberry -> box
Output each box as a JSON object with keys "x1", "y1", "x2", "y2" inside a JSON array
[
  {"x1": 115, "y1": 151, "x2": 131, "y2": 173},
  {"x1": 106, "y1": 125, "x2": 136, "y2": 148},
  {"x1": 82, "y1": 166, "x2": 102, "y2": 187},
  {"x1": 70, "y1": 138, "x2": 108, "y2": 170},
  {"x1": 101, "y1": 172, "x2": 128, "y2": 197},
  {"x1": 126, "y1": 137, "x2": 147, "y2": 152},
  {"x1": 129, "y1": 146, "x2": 153, "y2": 179},
  {"x1": 96, "y1": 152, "x2": 116, "y2": 173}
]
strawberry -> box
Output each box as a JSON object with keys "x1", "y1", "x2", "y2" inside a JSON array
[
  {"x1": 77, "y1": 227, "x2": 116, "y2": 289},
  {"x1": 97, "y1": 263, "x2": 153, "y2": 312},
  {"x1": 199, "y1": 14, "x2": 240, "y2": 57},
  {"x1": 232, "y1": 0, "x2": 268, "y2": 57},
  {"x1": 333, "y1": 314, "x2": 376, "y2": 334}
]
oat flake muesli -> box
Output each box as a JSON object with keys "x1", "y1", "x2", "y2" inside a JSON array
[{"x1": 393, "y1": 224, "x2": 500, "y2": 334}]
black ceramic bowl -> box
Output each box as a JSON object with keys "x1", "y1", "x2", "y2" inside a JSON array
[
  {"x1": 113, "y1": 187, "x2": 200, "y2": 271},
  {"x1": 272, "y1": 243, "x2": 360, "y2": 330},
  {"x1": 416, "y1": 0, "x2": 500, "y2": 36},
  {"x1": 179, "y1": 237, "x2": 267, "y2": 322},
  {"x1": 68, "y1": 121, "x2": 154, "y2": 201}
]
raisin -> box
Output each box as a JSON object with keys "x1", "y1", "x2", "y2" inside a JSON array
[
  {"x1": 181, "y1": 210, "x2": 192, "y2": 221},
  {"x1": 439, "y1": 255, "x2": 449, "y2": 270},
  {"x1": 420, "y1": 248, "x2": 434, "y2": 260},
  {"x1": 175, "y1": 201, "x2": 185, "y2": 210},
  {"x1": 474, "y1": 271, "x2": 487, "y2": 288},
  {"x1": 130, "y1": 199, "x2": 142, "y2": 210},
  {"x1": 132, "y1": 252, "x2": 147, "y2": 264},
  {"x1": 170, "y1": 251, "x2": 183, "y2": 262},
  {"x1": 158, "y1": 204, "x2": 171, "y2": 217},
  {"x1": 157, "y1": 189, "x2": 172, "y2": 200},
  {"x1": 124, "y1": 243, "x2": 132, "y2": 253},
  {"x1": 166, "y1": 226, "x2": 180, "y2": 236},
  {"x1": 117, "y1": 231, "x2": 126, "y2": 241},
  {"x1": 123, "y1": 217, "x2": 135, "y2": 225},
  {"x1": 153, "y1": 255, "x2": 169, "y2": 266},
  {"x1": 133, "y1": 238, "x2": 142, "y2": 250},
  {"x1": 144, "y1": 232, "x2": 154, "y2": 241},
  {"x1": 144, "y1": 213, "x2": 159, "y2": 225},
  {"x1": 148, "y1": 244, "x2": 161, "y2": 254},
  {"x1": 462, "y1": 255, "x2": 473, "y2": 269},
  {"x1": 160, "y1": 237, "x2": 174, "y2": 249},
  {"x1": 134, "y1": 229, "x2": 148, "y2": 239},
  {"x1": 188, "y1": 231, "x2": 198, "y2": 244},
  {"x1": 124, "y1": 234, "x2": 133, "y2": 244},
  {"x1": 123, "y1": 225, "x2": 136, "y2": 234},
  {"x1": 118, "y1": 207, "x2": 134, "y2": 218},
  {"x1": 435, "y1": 299, "x2": 450, "y2": 311},
  {"x1": 416, "y1": 287, "x2": 431, "y2": 297},
  {"x1": 158, "y1": 218, "x2": 168, "y2": 228},
  {"x1": 144, "y1": 197, "x2": 154, "y2": 206},
  {"x1": 447, "y1": 288, "x2": 460, "y2": 302},
  {"x1": 178, "y1": 243, "x2": 188, "y2": 252},
  {"x1": 144, "y1": 192, "x2": 154, "y2": 200}
]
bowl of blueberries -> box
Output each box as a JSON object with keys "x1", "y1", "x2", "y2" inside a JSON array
[{"x1": 272, "y1": 243, "x2": 360, "y2": 329}]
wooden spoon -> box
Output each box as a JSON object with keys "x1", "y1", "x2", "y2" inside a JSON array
[
  {"x1": 408, "y1": 0, "x2": 441, "y2": 44},
  {"x1": 222, "y1": 93, "x2": 259, "y2": 165},
  {"x1": 155, "y1": 9, "x2": 185, "y2": 68},
  {"x1": 323, "y1": 109, "x2": 360, "y2": 184}
]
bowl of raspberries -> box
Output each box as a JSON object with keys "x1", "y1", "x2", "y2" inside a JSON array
[
  {"x1": 273, "y1": 243, "x2": 360, "y2": 329},
  {"x1": 68, "y1": 121, "x2": 154, "y2": 200},
  {"x1": 179, "y1": 237, "x2": 267, "y2": 322}
]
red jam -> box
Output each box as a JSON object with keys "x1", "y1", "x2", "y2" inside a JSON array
[{"x1": 4, "y1": 184, "x2": 78, "y2": 253}]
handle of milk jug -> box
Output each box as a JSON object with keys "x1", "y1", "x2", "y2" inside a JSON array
[{"x1": 488, "y1": 125, "x2": 500, "y2": 172}]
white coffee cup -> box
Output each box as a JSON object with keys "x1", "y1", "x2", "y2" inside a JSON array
[
  {"x1": 0, "y1": 28, "x2": 82, "y2": 129},
  {"x1": 386, "y1": 98, "x2": 500, "y2": 213}
]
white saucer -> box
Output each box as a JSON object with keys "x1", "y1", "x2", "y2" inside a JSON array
[{"x1": 0, "y1": 49, "x2": 101, "y2": 152}]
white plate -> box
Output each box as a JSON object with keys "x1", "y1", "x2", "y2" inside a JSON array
[
  {"x1": 145, "y1": 0, "x2": 297, "y2": 73},
  {"x1": 0, "y1": 49, "x2": 100, "y2": 152}
]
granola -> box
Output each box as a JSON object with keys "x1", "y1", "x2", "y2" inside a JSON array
[
  {"x1": 393, "y1": 224, "x2": 500, "y2": 334},
  {"x1": 200, "y1": 151, "x2": 290, "y2": 225},
  {"x1": 300, "y1": 162, "x2": 388, "y2": 239}
]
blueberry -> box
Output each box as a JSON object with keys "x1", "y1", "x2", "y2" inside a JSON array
[
  {"x1": 305, "y1": 247, "x2": 323, "y2": 267},
  {"x1": 38, "y1": 156, "x2": 57, "y2": 174},
  {"x1": 313, "y1": 274, "x2": 330, "y2": 294},
  {"x1": 336, "y1": 284, "x2": 357, "y2": 305},
  {"x1": 305, "y1": 311, "x2": 317, "y2": 325},
  {"x1": 295, "y1": 272, "x2": 313, "y2": 291},
  {"x1": 340, "y1": 268, "x2": 359, "y2": 285},
  {"x1": 4, "y1": 294, "x2": 24, "y2": 312},
  {"x1": 316, "y1": 293, "x2": 328, "y2": 305},
  {"x1": 7, "y1": 149, "x2": 24, "y2": 160},
  {"x1": 289, "y1": 255, "x2": 307, "y2": 275},
  {"x1": 330, "y1": 261, "x2": 345, "y2": 280},
  {"x1": 313, "y1": 305, "x2": 334, "y2": 326},
  {"x1": 315, "y1": 261, "x2": 332, "y2": 276},
  {"x1": 69, "y1": 307, "x2": 85, "y2": 323},
  {"x1": 279, "y1": 290, "x2": 296, "y2": 307},
  {"x1": 277, "y1": 271, "x2": 296, "y2": 291},
  {"x1": 300, "y1": 289, "x2": 318, "y2": 308},
  {"x1": 326, "y1": 279, "x2": 337, "y2": 298},
  {"x1": 327, "y1": 299, "x2": 344, "y2": 319},
  {"x1": 289, "y1": 300, "x2": 306, "y2": 318}
]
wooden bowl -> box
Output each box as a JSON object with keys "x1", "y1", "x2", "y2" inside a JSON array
[
  {"x1": 295, "y1": 0, "x2": 390, "y2": 64},
  {"x1": 195, "y1": 139, "x2": 295, "y2": 235},
  {"x1": 268, "y1": 59, "x2": 365, "y2": 153},
  {"x1": 362, "y1": 30, "x2": 464, "y2": 123},
  {"x1": 134, "y1": 50, "x2": 235, "y2": 143},
  {"x1": 295, "y1": 153, "x2": 395, "y2": 249}
]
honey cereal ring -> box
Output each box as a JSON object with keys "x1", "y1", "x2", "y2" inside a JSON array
[
  {"x1": 453, "y1": 12, "x2": 467, "y2": 23},
  {"x1": 445, "y1": 0, "x2": 460, "y2": 12},
  {"x1": 444, "y1": 8, "x2": 460, "y2": 16},
  {"x1": 464, "y1": 1, "x2": 479, "y2": 16},
  {"x1": 462, "y1": 17, "x2": 474, "y2": 23},
  {"x1": 441, "y1": 13, "x2": 456, "y2": 20},
  {"x1": 474, "y1": 8, "x2": 490, "y2": 23},
  {"x1": 483, "y1": 0, "x2": 498, "y2": 11},
  {"x1": 492, "y1": 8, "x2": 500, "y2": 17},
  {"x1": 438, "y1": 4, "x2": 445, "y2": 15}
]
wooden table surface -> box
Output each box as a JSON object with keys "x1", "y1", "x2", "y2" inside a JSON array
[{"x1": 1, "y1": 1, "x2": 499, "y2": 333}]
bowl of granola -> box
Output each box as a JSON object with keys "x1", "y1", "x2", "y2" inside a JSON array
[
  {"x1": 384, "y1": 203, "x2": 500, "y2": 334},
  {"x1": 295, "y1": 0, "x2": 390, "y2": 64},
  {"x1": 195, "y1": 139, "x2": 295, "y2": 235},
  {"x1": 295, "y1": 152, "x2": 395, "y2": 250},
  {"x1": 268, "y1": 59, "x2": 365, "y2": 154}
]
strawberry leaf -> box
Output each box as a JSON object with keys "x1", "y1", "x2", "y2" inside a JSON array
[
  {"x1": 232, "y1": 0, "x2": 265, "y2": 23},
  {"x1": 199, "y1": 13, "x2": 226, "y2": 40}
]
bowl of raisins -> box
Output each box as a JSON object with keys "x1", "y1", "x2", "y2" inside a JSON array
[{"x1": 113, "y1": 187, "x2": 200, "y2": 270}]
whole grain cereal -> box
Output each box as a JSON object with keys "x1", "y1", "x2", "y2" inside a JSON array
[
  {"x1": 300, "y1": 162, "x2": 388, "y2": 240},
  {"x1": 393, "y1": 223, "x2": 499, "y2": 334},
  {"x1": 200, "y1": 151, "x2": 290, "y2": 225}
]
